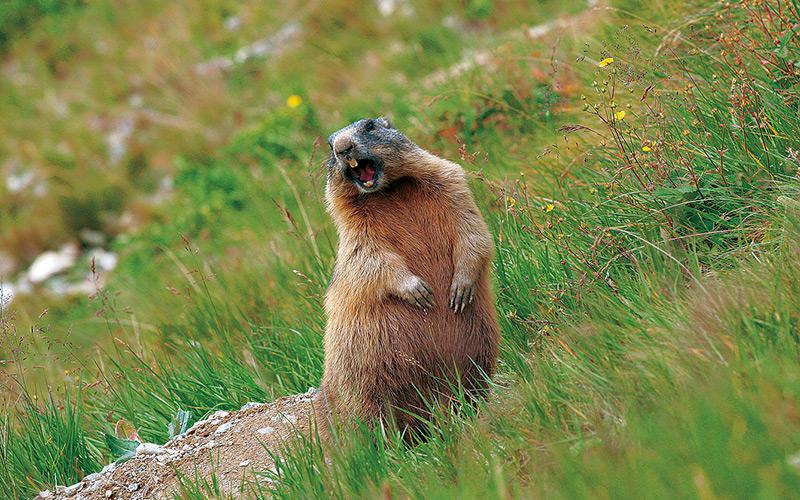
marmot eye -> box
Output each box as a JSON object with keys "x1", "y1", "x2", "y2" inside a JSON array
[{"x1": 364, "y1": 119, "x2": 375, "y2": 131}]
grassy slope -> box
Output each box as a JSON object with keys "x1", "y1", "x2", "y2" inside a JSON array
[{"x1": 3, "y1": 0, "x2": 800, "y2": 497}]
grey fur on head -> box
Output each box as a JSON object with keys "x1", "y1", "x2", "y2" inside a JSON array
[{"x1": 326, "y1": 117, "x2": 415, "y2": 193}]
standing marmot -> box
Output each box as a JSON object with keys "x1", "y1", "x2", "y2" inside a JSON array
[{"x1": 318, "y1": 117, "x2": 499, "y2": 439}]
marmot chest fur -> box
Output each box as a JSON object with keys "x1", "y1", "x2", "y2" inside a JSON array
[{"x1": 319, "y1": 117, "x2": 499, "y2": 437}]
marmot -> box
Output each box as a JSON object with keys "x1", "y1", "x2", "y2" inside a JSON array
[{"x1": 318, "y1": 117, "x2": 499, "y2": 439}]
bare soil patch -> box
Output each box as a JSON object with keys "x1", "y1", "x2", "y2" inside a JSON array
[{"x1": 37, "y1": 389, "x2": 323, "y2": 499}]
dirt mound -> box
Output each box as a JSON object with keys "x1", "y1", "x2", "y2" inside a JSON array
[{"x1": 37, "y1": 388, "x2": 322, "y2": 499}]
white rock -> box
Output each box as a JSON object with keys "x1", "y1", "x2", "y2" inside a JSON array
[
  {"x1": 88, "y1": 248, "x2": 118, "y2": 272},
  {"x1": 84, "y1": 472, "x2": 101, "y2": 482},
  {"x1": 128, "y1": 94, "x2": 143, "y2": 108},
  {"x1": 79, "y1": 229, "x2": 107, "y2": 247},
  {"x1": 33, "y1": 181, "x2": 48, "y2": 197},
  {"x1": 105, "y1": 489, "x2": 113, "y2": 498},
  {"x1": 6, "y1": 168, "x2": 35, "y2": 193},
  {"x1": 240, "y1": 402, "x2": 265, "y2": 411},
  {"x1": 38, "y1": 490, "x2": 53, "y2": 498},
  {"x1": 62, "y1": 482, "x2": 83, "y2": 496},
  {"x1": 15, "y1": 277, "x2": 32, "y2": 295},
  {"x1": 201, "y1": 21, "x2": 301, "y2": 71},
  {"x1": 206, "y1": 440, "x2": 217, "y2": 449},
  {"x1": 224, "y1": 16, "x2": 242, "y2": 31},
  {"x1": 257, "y1": 427, "x2": 274, "y2": 435},
  {"x1": 136, "y1": 442, "x2": 167, "y2": 456},
  {"x1": 272, "y1": 413, "x2": 296, "y2": 425},
  {"x1": 127, "y1": 483, "x2": 140, "y2": 492},
  {"x1": 48, "y1": 275, "x2": 96, "y2": 297},
  {"x1": 107, "y1": 116, "x2": 134, "y2": 165},
  {"x1": 27, "y1": 243, "x2": 79, "y2": 283},
  {"x1": 1, "y1": 282, "x2": 14, "y2": 306},
  {"x1": 100, "y1": 463, "x2": 117, "y2": 475},
  {"x1": 239, "y1": 460, "x2": 251, "y2": 467},
  {"x1": 0, "y1": 250, "x2": 18, "y2": 277},
  {"x1": 215, "y1": 422, "x2": 233, "y2": 434},
  {"x1": 210, "y1": 410, "x2": 230, "y2": 419},
  {"x1": 375, "y1": 0, "x2": 412, "y2": 16}
]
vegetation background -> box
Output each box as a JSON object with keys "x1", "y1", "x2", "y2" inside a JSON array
[{"x1": 1, "y1": 0, "x2": 800, "y2": 497}]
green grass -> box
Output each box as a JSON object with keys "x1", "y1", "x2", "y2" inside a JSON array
[{"x1": 3, "y1": 0, "x2": 800, "y2": 498}]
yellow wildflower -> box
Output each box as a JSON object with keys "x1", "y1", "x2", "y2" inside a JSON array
[
  {"x1": 642, "y1": 145, "x2": 652, "y2": 152},
  {"x1": 614, "y1": 110, "x2": 626, "y2": 121},
  {"x1": 544, "y1": 203, "x2": 555, "y2": 212},
  {"x1": 286, "y1": 94, "x2": 303, "y2": 108},
  {"x1": 507, "y1": 196, "x2": 517, "y2": 209},
  {"x1": 598, "y1": 57, "x2": 614, "y2": 67}
]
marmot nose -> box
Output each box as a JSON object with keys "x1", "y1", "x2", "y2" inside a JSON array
[{"x1": 333, "y1": 136, "x2": 355, "y2": 158}]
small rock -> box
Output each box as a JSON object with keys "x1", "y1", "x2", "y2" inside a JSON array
[
  {"x1": 107, "y1": 115, "x2": 134, "y2": 165},
  {"x1": 136, "y1": 442, "x2": 167, "y2": 455},
  {"x1": 0, "y1": 250, "x2": 18, "y2": 277},
  {"x1": 100, "y1": 463, "x2": 117, "y2": 475},
  {"x1": 240, "y1": 401, "x2": 265, "y2": 411},
  {"x1": 15, "y1": 277, "x2": 32, "y2": 295},
  {"x1": 84, "y1": 472, "x2": 101, "y2": 482},
  {"x1": 27, "y1": 243, "x2": 79, "y2": 284},
  {"x1": 38, "y1": 490, "x2": 53, "y2": 499},
  {"x1": 0, "y1": 282, "x2": 15, "y2": 305},
  {"x1": 210, "y1": 410, "x2": 230, "y2": 419},
  {"x1": 206, "y1": 440, "x2": 217, "y2": 449},
  {"x1": 6, "y1": 168, "x2": 35, "y2": 193},
  {"x1": 257, "y1": 426, "x2": 274, "y2": 435},
  {"x1": 127, "y1": 483, "x2": 140, "y2": 492},
  {"x1": 224, "y1": 15, "x2": 242, "y2": 31},
  {"x1": 48, "y1": 275, "x2": 96, "y2": 296},
  {"x1": 79, "y1": 229, "x2": 107, "y2": 247},
  {"x1": 128, "y1": 94, "x2": 143, "y2": 107},
  {"x1": 274, "y1": 413, "x2": 297, "y2": 425},
  {"x1": 215, "y1": 422, "x2": 233, "y2": 434},
  {"x1": 62, "y1": 482, "x2": 84, "y2": 496},
  {"x1": 239, "y1": 460, "x2": 251, "y2": 467},
  {"x1": 105, "y1": 489, "x2": 113, "y2": 498},
  {"x1": 88, "y1": 248, "x2": 118, "y2": 272}
]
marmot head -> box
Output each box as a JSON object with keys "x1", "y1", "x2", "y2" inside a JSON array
[{"x1": 326, "y1": 117, "x2": 415, "y2": 194}]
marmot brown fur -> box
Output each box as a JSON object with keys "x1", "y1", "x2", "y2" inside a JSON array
[{"x1": 318, "y1": 117, "x2": 499, "y2": 439}]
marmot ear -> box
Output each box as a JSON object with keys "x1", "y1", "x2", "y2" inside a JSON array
[{"x1": 378, "y1": 116, "x2": 393, "y2": 129}]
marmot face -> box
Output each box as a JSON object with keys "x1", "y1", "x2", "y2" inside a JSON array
[{"x1": 326, "y1": 117, "x2": 414, "y2": 194}]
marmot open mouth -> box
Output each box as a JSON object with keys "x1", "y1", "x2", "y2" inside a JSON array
[{"x1": 346, "y1": 158, "x2": 381, "y2": 190}]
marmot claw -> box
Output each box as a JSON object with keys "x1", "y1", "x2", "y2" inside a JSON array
[
  {"x1": 400, "y1": 276, "x2": 435, "y2": 310},
  {"x1": 449, "y1": 280, "x2": 474, "y2": 313}
]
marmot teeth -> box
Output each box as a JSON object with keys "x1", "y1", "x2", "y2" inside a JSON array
[
  {"x1": 364, "y1": 180, "x2": 374, "y2": 188},
  {"x1": 347, "y1": 158, "x2": 358, "y2": 168}
]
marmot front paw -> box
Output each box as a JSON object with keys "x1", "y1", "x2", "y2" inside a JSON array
[
  {"x1": 398, "y1": 276, "x2": 435, "y2": 310},
  {"x1": 449, "y1": 278, "x2": 474, "y2": 313}
]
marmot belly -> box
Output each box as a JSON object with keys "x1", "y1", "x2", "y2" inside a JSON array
[{"x1": 322, "y1": 184, "x2": 498, "y2": 430}]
